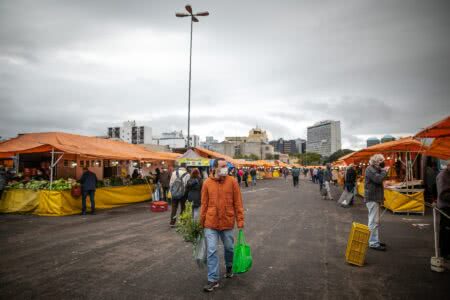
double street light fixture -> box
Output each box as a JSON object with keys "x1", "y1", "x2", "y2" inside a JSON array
[{"x1": 176, "y1": 5, "x2": 209, "y2": 148}]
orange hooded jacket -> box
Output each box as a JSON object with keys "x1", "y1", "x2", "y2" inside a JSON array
[{"x1": 200, "y1": 175, "x2": 245, "y2": 230}]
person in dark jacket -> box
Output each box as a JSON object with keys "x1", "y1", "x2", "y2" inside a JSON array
[
  {"x1": 186, "y1": 168, "x2": 203, "y2": 220},
  {"x1": 250, "y1": 168, "x2": 257, "y2": 186},
  {"x1": 343, "y1": 164, "x2": 357, "y2": 207},
  {"x1": 436, "y1": 161, "x2": 450, "y2": 261},
  {"x1": 243, "y1": 169, "x2": 249, "y2": 188},
  {"x1": 132, "y1": 168, "x2": 140, "y2": 179},
  {"x1": 365, "y1": 154, "x2": 387, "y2": 251},
  {"x1": 0, "y1": 166, "x2": 6, "y2": 199},
  {"x1": 80, "y1": 167, "x2": 98, "y2": 215},
  {"x1": 159, "y1": 168, "x2": 171, "y2": 201},
  {"x1": 317, "y1": 167, "x2": 324, "y2": 193}
]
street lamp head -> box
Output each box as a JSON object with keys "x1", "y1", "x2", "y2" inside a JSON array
[
  {"x1": 176, "y1": 12, "x2": 190, "y2": 17},
  {"x1": 195, "y1": 11, "x2": 209, "y2": 16},
  {"x1": 185, "y1": 5, "x2": 193, "y2": 14},
  {"x1": 192, "y1": 16, "x2": 199, "y2": 22}
]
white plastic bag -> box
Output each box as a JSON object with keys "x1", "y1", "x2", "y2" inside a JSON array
[{"x1": 193, "y1": 235, "x2": 207, "y2": 268}]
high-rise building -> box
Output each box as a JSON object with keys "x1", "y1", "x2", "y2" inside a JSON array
[
  {"x1": 306, "y1": 120, "x2": 341, "y2": 157},
  {"x1": 157, "y1": 131, "x2": 186, "y2": 149},
  {"x1": 381, "y1": 135, "x2": 396, "y2": 143},
  {"x1": 367, "y1": 137, "x2": 380, "y2": 147},
  {"x1": 107, "y1": 121, "x2": 152, "y2": 145},
  {"x1": 269, "y1": 138, "x2": 300, "y2": 154},
  {"x1": 295, "y1": 138, "x2": 307, "y2": 154}
]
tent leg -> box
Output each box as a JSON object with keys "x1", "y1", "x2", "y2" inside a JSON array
[
  {"x1": 50, "y1": 148, "x2": 55, "y2": 190},
  {"x1": 431, "y1": 207, "x2": 445, "y2": 272}
]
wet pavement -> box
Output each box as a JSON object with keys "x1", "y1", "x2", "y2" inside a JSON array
[{"x1": 1, "y1": 177, "x2": 449, "y2": 299}]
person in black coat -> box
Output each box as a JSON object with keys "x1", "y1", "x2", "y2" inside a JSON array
[
  {"x1": 345, "y1": 165, "x2": 357, "y2": 206},
  {"x1": 80, "y1": 167, "x2": 98, "y2": 215},
  {"x1": 186, "y1": 168, "x2": 203, "y2": 220}
]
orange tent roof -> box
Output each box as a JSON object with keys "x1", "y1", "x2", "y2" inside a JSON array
[
  {"x1": 193, "y1": 147, "x2": 238, "y2": 165},
  {"x1": 425, "y1": 138, "x2": 450, "y2": 160},
  {"x1": 343, "y1": 137, "x2": 425, "y2": 164},
  {"x1": 0, "y1": 132, "x2": 180, "y2": 161},
  {"x1": 415, "y1": 116, "x2": 450, "y2": 138}
]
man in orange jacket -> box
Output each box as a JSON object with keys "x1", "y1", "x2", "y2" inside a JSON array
[{"x1": 200, "y1": 158, "x2": 245, "y2": 292}]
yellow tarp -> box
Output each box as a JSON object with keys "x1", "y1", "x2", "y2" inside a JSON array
[
  {"x1": 356, "y1": 182, "x2": 424, "y2": 213},
  {"x1": 384, "y1": 189, "x2": 425, "y2": 213},
  {"x1": 0, "y1": 184, "x2": 153, "y2": 216},
  {"x1": 0, "y1": 189, "x2": 40, "y2": 213}
]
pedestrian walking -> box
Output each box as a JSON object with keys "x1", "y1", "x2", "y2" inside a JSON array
[
  {"x1": 243, "y1": 169, "x2": 249, "y2": 188},
  {"x1": 159, "y1": 168, "x2": 171, "y2": 202},
  {"x1": 250, "y1": 168, "x2": 257, "y2": 186},
  {"x1": 169, "y1": 165, "x2": 190, "y2": 227},
  {"x1": 339, "y1": 164, "x2": 357, "y2": 208},
  {"x1": 365, "y1": 154, "x2": 388, "y2": 251},
  {"x1": 186, "y1": 168, "x2": 203, "y2": 221},
  {"x1": 200, "y1": 158, "x2": 245, "y2": 292},
  {"x1": 292, "y1": 167, "x2": 300, "y2": 187},
  {"x1": 313, "y1": 168, "x2": 318, "y2": 183},
  {"x1": 80, "y1": 167, "x2": 97, "y2": 215},
  {"x1": 283, "y1": 168, "x2": 289, "y2": 181},
  {"x1": 237, "y1": 168, "x2": 243, "y2": 186},
  {"x1": 436, "y1": 161, "x2": 450, "y2": 263},
  {"x1": 317, "y1": 167, "x2": 324, "y2": 190},
  {"x1": 323, "y1": 164, "x2": 333, "y2": 200}
]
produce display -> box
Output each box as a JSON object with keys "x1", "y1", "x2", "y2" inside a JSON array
[
  {"x1": 7, "y1": 178, "x2": 79, "y2": 191},
  {"x1": 6, "y1": 174, "x2": 148, "y2": 191}
]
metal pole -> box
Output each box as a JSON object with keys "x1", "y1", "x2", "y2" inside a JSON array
[
  {"x1": 187, "y1": 18, "x2": 193, "y2": 148},
  {"x1": 433, "y1": 207, "x2": 439, "y2": 258},
  {"x1": 50, "y1": 148, "x2": 54, "y2": 190}
]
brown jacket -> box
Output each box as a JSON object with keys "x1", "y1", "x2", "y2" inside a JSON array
[{"x1": 200, "y1": 175, "x2": 244, "y2": 230}]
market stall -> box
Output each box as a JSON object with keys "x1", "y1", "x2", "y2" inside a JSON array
[
  {"x1": 1, "y1": 184, "x2": 153, "y2": 216},
  {"x1": 345, "y1": 137, "x2": 427, "y2": 214},
  {"x1": 0, "y1": 132, "x2": 178, "y2": 215}
]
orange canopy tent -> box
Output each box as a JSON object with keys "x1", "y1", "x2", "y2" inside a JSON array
[
  {"x1": 193, "y1": 147, "x2": 238, "y2": 165},
  {"x1": 342, "y1": 137, "x2": 425, "y2": 165},
  {"x1": 0, "y1": 132, "x2": 179, "y2": 161},
  {"x1": 415, "y1": 116, "x2": 450, "y2": 160}
]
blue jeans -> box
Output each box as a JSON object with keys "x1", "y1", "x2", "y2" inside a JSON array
[
  {"x1": 204, "y1": 228, "x2": 234, "y2": 282},
  {"x1": 251, "y1": 176, "x2": 257, "y2": 186},
  {"x1": 82, "y1": 190, "x2": 96, "y2": 213},
  {"x1": 366, "y1": 201, "x2": 380, "y2": 247}
]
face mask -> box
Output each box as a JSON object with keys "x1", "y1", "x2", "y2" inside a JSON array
[{"x1": 218, "y1": 167, "x2": 228, "y2": 177}]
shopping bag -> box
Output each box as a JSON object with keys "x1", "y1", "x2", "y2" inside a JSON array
[
  {"x1": 232, "y1": 229, "x2": 252, "y2": 274},
  {"x1": 338, "y1": 189, "x2": 353, "y2": 205},
  {"x1": 152, "y1": 186, "x2": 160, "y2": 201},
  {"x1": 193, "y1": 235, "x2": 207, "y2": 268}
]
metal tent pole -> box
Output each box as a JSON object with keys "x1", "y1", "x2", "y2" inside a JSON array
[{"x1": 50, "y1": 148, "x2": 55, "y2": 190}]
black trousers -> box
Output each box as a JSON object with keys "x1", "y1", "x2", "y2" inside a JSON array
[
  {"x1": 162, "y1": 187, "x2": 169, "y2": 201},
  {"x1": 170, "y1": 197, "x2": 187, "y2": 225},
  {"x1": 293, "y1": 176, "x2": 299, "y2": 187},
  {"x1": 440, "y1": 207, "x2": 450, "y2": 258}
]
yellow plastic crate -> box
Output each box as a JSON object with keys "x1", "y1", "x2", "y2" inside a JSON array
[{"x1": 345, "y1": 222, "x2": 370, "y2": 266}]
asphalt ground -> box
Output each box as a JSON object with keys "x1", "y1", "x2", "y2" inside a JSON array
[{"x1": 1, "y1": 177, "x2": 449, "y2": 300}]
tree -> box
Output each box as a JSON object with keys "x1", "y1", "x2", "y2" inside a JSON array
[
  {"x1": 296, "y1": 152, "x2": 322, "y2": 165},
  {"x1": 265, "y1": 153, "x2": 274, "y2": 160},
  {"x1": 325, "y1": 149, "x2": 354, "y2": 163}
]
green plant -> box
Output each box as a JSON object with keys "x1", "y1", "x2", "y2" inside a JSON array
[{"x1": 175, "y1": 202, "x2": 203, "y2": 243}]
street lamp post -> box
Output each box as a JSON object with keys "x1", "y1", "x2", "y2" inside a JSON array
[{"x1": 176, "y1": 5, "x2": 209, "y2": 148}]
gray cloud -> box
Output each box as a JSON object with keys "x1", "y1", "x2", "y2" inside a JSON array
[{"x1": 1, "y1": 0, "x2": 449, "y2": 149}]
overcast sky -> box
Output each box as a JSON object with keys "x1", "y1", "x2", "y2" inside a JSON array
[{"x1": 1, "y1": 0, "x2": 449, "y2": 149}]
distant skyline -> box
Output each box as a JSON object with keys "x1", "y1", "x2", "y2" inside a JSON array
[{"x1": 1, "y1": 1, "x2": 449, "y2": 150}]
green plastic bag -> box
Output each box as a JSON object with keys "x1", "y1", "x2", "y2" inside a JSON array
[{"x1": 232, "y1": 229, "x2": 253, "y2": 273}]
